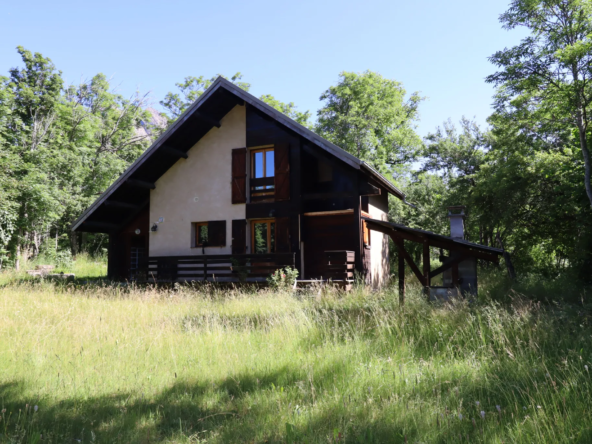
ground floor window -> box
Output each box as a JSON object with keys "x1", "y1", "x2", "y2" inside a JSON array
[
  {"x1": 191, "y1": 221, "x2": 226, "y2": 248},
  {"x1": 251, "y1": 219, "x2": 275, "y2": 253}
]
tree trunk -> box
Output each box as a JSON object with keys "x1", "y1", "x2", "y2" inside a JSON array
[
  {"x1": 15, "y1": 229, "x2": 21, "y2": 271},
  {"x1": 70, "y1": 231, "x2": 79, "y2": 256},
  {"x1": 577, "y1": 124, "x2": 592, "y2": 207},
  {"x1": 81, "y1": 232, "x2": 88, "y2": 254}
]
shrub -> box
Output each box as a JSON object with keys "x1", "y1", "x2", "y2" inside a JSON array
[{"x1": 267, "y1": 266, "x2": 299, "y2": 290}]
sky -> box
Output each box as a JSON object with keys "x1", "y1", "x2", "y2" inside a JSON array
[{"x1": 0, "y1": 0, "x2": 527, "y2": 137}]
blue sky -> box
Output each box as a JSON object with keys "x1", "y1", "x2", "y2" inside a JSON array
[{"x1": 0, "y1": 0, "x2": 526, "y2": 137}]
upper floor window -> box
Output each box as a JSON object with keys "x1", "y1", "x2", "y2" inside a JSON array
[{"x1": 251, "y1": 147, "x2": 275, "y2": 200}]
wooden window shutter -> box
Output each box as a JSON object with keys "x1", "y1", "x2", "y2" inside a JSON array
[
  {"x1": 231, "y1": 219, "x2": 247, "y2": 254},
  {"x1": 231, "y1": 148, "x2": 247, "y2": 204},
  {"x1": 274, "y1": 143, "x2": 290, "y2": 201},
  {"x1": 275, "y1": 217, "x2": 291, "y2": 253},
  {"x1": 208, "y1": 220, "x2": 226, "y2": 247}
]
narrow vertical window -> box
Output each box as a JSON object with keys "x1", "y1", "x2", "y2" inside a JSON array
[
  {"x1": 251, "y1": 219, "x2": 276, "y2": 253},
  {"x1": 250, "y1": 147, "x2": 275, "y2": 200}
]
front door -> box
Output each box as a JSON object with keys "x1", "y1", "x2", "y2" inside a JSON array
[{"x1": 302, "y1": 213, "x2": 357, "y2": 279}]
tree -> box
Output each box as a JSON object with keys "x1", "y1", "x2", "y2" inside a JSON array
[
  {"x1": 259, "y1": 94, "x2": 311, "y2": 128},
  {"x1": 316, "y1": 71, "x2": 423, "y2": 176},
  {"x1": 160, "y1": 73, "x2": 250, "y2": 122},
  {"x1": 161, "y1": 74, "x2": 311, "y2": 128},
  {"x1": 487, "y1": 0, "x2": 592, "y2": 207}
]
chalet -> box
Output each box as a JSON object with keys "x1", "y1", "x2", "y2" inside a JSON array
[{"x1": 73, "y1": 77, "x2": 503, "y2": 296}]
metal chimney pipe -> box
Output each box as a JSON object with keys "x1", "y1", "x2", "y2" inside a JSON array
[{"x1": 447, "y1": 206, "x2": 466, "y2": 240}]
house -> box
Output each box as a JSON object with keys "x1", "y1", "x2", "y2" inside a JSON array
[{"x1": 72, "y1": 77, "x2": 504, "y2": 293}]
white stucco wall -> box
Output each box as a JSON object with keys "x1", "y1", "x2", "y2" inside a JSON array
[
  {"x1": 149, "y1": 105, "x2": 247, "y2": 256},
  {"x1": 369, "y1": 194, "x2": 390, "y2": 288}
]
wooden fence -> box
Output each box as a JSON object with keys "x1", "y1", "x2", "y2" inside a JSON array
[{"x1": 139, "y1": 253, "x2": 296, "y2": 282}]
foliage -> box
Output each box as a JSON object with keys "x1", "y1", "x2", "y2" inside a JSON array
[
  {"x1": 316, "y1": 70, "x2": 423, "y2": 177},
  {"x1": 0, "y1": 281, "x2": 590, "y2": 442},
  {"x1": 259, "y1": 94, "x2": 311, "y2": 128},
  {"x1": 0, "y1": 47, "x2": 154, "y2": 267},
  {"x1": 267, "y1": 266, "x2": 299, "y2": 290},
  {"x1": 161, "y1": 74, "x2": 311, "y2": 128},
  {"x1": 160, "y1": 73, "x2": 250, "y2": 122},
  {"x1": 487, "y1": 0, "x2": 592, "y2": 207}
]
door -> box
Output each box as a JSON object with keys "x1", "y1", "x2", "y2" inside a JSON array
[{"x1": 302, "y1": 213, "x2": 357, "y2": 279}]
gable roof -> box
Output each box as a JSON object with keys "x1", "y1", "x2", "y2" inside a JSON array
[{"x1": 72, "y1": 77, "x2": 405, "y2": 232}]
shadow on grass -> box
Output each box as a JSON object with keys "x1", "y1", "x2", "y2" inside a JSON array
[{"x1": 2, "y1": 343, "x2": 591, "y2": 444}]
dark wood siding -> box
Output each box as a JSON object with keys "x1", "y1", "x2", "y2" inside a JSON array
[
  {"x1": 232, "y1": 219, "x2": 247, "y2": 254},
  {"x1": 274, "y1": 143, "x2": 290, "y2": 201},
  {"x1": 275, "y1": 217, "x2": 291, "y2": 253},
  {"x1": 232, "y1": 148, "x2": 247, "y2": 204},
  {"x1": 302, "y1": 214, "x2": 357, "y2": 279},
  {"x1": 108, "y1": 205, "x2": 149, "y2": 280}
]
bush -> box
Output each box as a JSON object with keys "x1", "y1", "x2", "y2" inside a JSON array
[
  {"x1": 55, "y1": 249, "x2": 73, "y2": 269},
  {"x1": 267, "y1": 266, "x2": 299, "y2": 290}
]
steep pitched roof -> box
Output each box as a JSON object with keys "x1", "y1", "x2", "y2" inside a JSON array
[{"x1": 72, "y1": 77, "x2": 405, "y2": 232}]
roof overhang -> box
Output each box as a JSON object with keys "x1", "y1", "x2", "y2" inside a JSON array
[
  {"x1": 363, "y1": 217, "x2": 504, "y2": 261},
  {"x1": 72, "y1": 77, "x2": 406, "y2": 233}
]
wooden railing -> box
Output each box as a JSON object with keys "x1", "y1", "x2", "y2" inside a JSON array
[
  {"x1": 250, "y1": 177, "x2": 275, "y2": 201},
  {"x1": 139, "y1": 253, "x2": 295, "y2": 282}
]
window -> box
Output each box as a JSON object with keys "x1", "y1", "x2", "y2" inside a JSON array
[
  {"x1": 194, "y1": 222, "x2": 209, "y2": 246},
  {"x1": 250, "y1": 147, "x2": 275, "y2": 199},
  {"x1": 192, "y1": 221, "x2": 226, "y2": 247},
  {"x1": 251, "y1": 219, "x2": 275, "y2": 254}
]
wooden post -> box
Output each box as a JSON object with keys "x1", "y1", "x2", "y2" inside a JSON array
[
  {"x1": 423, "y1": 241, "x2": 431, "y2": 299},
  {"x1": 397, "y1": 240, "x2": 405, "y2": 306},
  {"x1": 452, "y1": 261, "x2": 459, "y2": 290}
]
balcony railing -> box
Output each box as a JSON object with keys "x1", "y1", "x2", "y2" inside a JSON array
[
  {"x1": 250, "y1": 177, "x2": 275, "y2": 202},
  {"x1": 138, "y1": 253, "x2": 295, "y2": 282}
]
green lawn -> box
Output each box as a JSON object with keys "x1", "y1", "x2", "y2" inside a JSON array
[{"x1": 0, "y1": 273, "x2": 590, "y2": 443}]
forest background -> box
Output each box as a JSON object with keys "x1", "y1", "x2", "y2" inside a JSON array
[{"x1": 0, "y1": 0, "x2": 591, "y2": 283}]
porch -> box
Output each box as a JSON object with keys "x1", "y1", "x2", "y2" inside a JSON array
[{"x1": 137, "y1": 251, "x2": 355, "y2": 285}]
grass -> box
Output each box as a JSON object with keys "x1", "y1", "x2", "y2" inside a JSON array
[{"x1": 0, "y1": 270, "x2": 590, "y2": 443}]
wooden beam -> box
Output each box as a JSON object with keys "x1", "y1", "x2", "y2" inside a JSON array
[
  {"x1": 126, "y1": 179, "x2": 155, "y2": 190},
  {"x1": 103, "y1": 200, "x2": 142, "y2": 210},
  {"x1": 194, "y1": 111, "x2": 221, "y2": 128},
  {"x1": 423, "y1": 241, "x2": 431, "y2": 289},
  {"x1": 397, "y1": 240, "x2": 405, "y2": 306},
  {"x1": 364, "y1": 220, "x2": 500, "y2": 263},
  {"x1": 452, "y1": 261, "x2": 459, "y2": 288},
  {"x1": 115, "y1": 198, "x2": 150, "y2": 232},
  {"x1": 303, "y1": 209, "x2": 354, "y2": 217},
  {"x1": 160, "y1": 145, "x2": 188, "y2": 159},
  {"x1": 429, "y1": 255, "x2": 464, "y2": 279},
  {"x1": 391, "y1": 237, "x2": 424, "y2": 285},
  {"x1": 302, "y1": 192, "x2": 354, "y2": 201},
  {"x1": 82, "y1": 221, "x2": 118, "y2": 231}
]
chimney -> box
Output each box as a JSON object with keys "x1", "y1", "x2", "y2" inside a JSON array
[{"x1": 447, "y1": 206, "x2": 466, "y2": 240}]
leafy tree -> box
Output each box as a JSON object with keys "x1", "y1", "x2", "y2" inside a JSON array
[
  {"x1": 161, "y1": 73, "x2": 311, "y2": 128},
  {"x1": 316, "y1": 71, "x2": 423, "y2": 176},
  {"x1": 487, "y1": 0, "x2": 592, "y2": 207},
  {"x1": 160, "y1": 73, "x2": 250, "y2": 122},
  {"x1": 259, "y1": 94, "x2": 311, "y2": 128}
]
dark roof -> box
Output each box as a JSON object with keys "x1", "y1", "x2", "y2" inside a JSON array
[
  {"x1": 72, "y1": 77, "x2": 405, "y2": 232},
  {"x1": 363, "y1": 217, "x2": 504, "y2": 256}
]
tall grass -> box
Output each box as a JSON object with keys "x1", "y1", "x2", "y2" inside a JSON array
[{"x1": 0, "y1": 278, "x2": 590, "y2": 443}]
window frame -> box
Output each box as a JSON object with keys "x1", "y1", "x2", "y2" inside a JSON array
[
  {"x1": 192, "y1": 221, "x2": 226, "y2": 248},
  {"x1": 193, "y1": 222, "x2": 209, "y2": 247},
  {"x1": 250, "y1": 219, "x2": 276, "y2": 254},
  {"x1": 250, "y1": 146, "x2": 275, "y2": 199}
]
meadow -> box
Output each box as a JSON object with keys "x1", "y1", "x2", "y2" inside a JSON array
[{"x1": 0, "y1": 259, "x2": 591, "y2": 443}]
